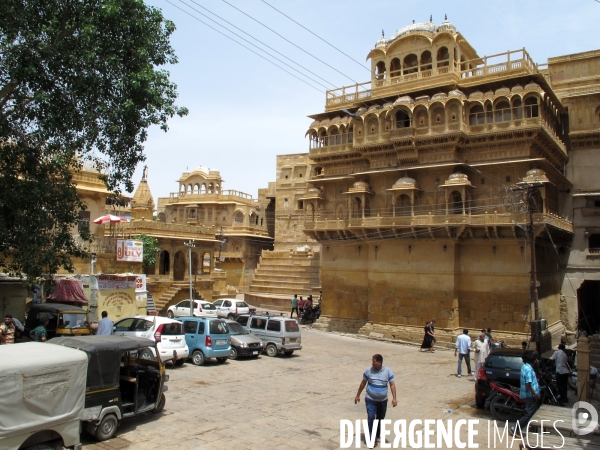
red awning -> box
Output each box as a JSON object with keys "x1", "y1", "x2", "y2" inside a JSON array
[{"x1": 47, "y1": 279, "x2": 89, "y2": 304}]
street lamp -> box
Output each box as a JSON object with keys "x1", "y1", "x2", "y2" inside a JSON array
[{"x1": 184, "y1": 240, "x2": 195, "y2": 316}]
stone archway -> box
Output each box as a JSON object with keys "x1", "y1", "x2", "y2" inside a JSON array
[
  {"x1": 173, "y1": 251, "x2": 186, "y2": 281},
  {"x1": 159, "y1": 250, "x2": 170, "y2": 275}
]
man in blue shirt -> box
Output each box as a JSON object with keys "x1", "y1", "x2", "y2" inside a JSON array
[
  {"x1": 96, "y1": 311, "x2": 114, "y2": 335},
  {"x1": 454, "y1": 329, "x2": 473, "y2": 378},
  {"x1": 513, "y1": 351, "x2": 540, "y2": 436},
  {"x1": 355, "y1": 354, "x2": 397, "y2": 448}
]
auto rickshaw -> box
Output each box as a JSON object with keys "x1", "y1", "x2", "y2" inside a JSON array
[
  {"x1": 51, "y1": 335, "x2": 168, "y2": 441},
  {"x1": 25, "y1": 303, "x2": 91, "y2": 339}
]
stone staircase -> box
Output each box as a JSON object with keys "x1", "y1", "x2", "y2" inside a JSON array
[
  {"x1": 245, "y1": 250, "x2": 321, "y2": 308},
  {"x1": 152, "y1": 282, "x2": 200, "y2": 314}
]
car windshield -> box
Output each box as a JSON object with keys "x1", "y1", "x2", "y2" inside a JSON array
[
  {"x1": 236, "y1": 301, "x2": 248, "y2": 308},
  {"x1": 162, "y1": 322, "x2": 183, "y2": 335},
  {"x1": 58, "y1": 313, "x2": 87, "y2": 328},
  {"x1": 485, "y1": 355, "x2": 524, "y2": 371},
  {"x1": 285, "y1": 320, "x2": 300, "y2": 332},
  {"x1": 209, "y1": 320, "x2": 229, "y2": 334},
  {"x1": 200, "y1": 303, "x2": 216, "y2": 310},
  {"x1": 227, "y1": 322, "x2": 248, "y2": 335}
]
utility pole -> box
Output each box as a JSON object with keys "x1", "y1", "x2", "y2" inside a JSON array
[
  {"x1": 184, "y1": 240, "x2": 195, "y2": 316},
  {"x1": 527, "y1": 186, "x2": 541, "y2": 354}
]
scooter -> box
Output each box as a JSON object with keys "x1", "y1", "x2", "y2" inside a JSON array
[{"x1": 487, "y1": 375, "x2": 559, "y2": 421}]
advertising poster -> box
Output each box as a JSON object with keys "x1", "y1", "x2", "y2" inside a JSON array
[{"x1": 116, "y1": 240, "x2": 144, "y2": 262}]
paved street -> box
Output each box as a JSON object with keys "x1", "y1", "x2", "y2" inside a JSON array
[{"x1": 83, "y1": 327, "x2": 511, "y2": 449}]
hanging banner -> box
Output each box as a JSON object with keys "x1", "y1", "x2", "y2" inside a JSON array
[
  {"x1": 97, "y1": 275, "x2": 137, "y2": 290},
  {"x1": 116, "y1": 240, "x2": 144, "y2": 262}
]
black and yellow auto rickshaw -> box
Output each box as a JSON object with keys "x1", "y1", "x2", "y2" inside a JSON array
[
  {"x1": 50, "y1": 335, "x2": 168, "y2": 441},
  {"x1": 25, "y1": 303, "x2": 92, "y2": 339}
]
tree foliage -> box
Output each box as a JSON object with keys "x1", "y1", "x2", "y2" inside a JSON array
[
  {"x1": 0, "y1": 0, "x2": 187, "y2": 285},
  {"x1": 133, "y1": 233, "x2": 160, "y2": 268}
]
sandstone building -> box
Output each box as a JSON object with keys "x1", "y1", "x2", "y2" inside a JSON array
[{"x1": 301, "y1": 19, "x2": 587, "y2": 347}]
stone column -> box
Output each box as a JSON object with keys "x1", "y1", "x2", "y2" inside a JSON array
[{"x1": 578, "y1": 335, "x2": 590, "y2": 402}]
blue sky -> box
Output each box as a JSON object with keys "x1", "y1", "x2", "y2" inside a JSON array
[{"x1": 136, "y1": 0, "x2": 600, "y2": 201}]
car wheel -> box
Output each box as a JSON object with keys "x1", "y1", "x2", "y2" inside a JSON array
[
  {"x1": 216, "y1": 357, "x2": 228, "y2": 363},
  {"x1": 139, "y1": 348, "x2": 156, "y2": 361},
  {"x1": 174, "y1": 359, "x2": 185, "y2": 367},
  {"x1": 167, "y1": 310, "x2": 174, "y2": 319},
  {"x1": 227, "y1": 314, "x2": 235, "y2": 320},
  {"x1": 192, "y1": 350, "x2": 205, "y2": 366},
  {"x1": 475, "y1": 394, "x2": 485, "y2": 409},
  {"x1": 266, "y1": 344, "x2": 278, "y2": 357},
  {"x1": 230, "y1": 347, "x2": 239, "y2": 360},
  {"x1": 283, "y1": 350, "x2": 294, "y2": 356},
  {"x1": 489, "y1": 395, "x2": 517, "y2": 421},
  {"x1": 152, "y1": 393, "x2": 166, "y2": 414},
  {"x1": 95, "y1": 413, "x2": 118, "y2": 441}
]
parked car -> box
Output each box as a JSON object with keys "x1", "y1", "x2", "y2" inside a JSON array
[
  {"x1": 167, "y1": 299, "x2": 217, "y2": 318},
  {"x1": 224, "y1": 319, "x2": 263, "y2": 359},
  {"x1": 475, "y1": 348, "x2": 526, "y2": 408},
  {"x1": 212, "y1": 298, "x2": 250, "y2": 319},
  {"x1": 176, "y1": 317, "x2": 231, "y2": 366},
  {"x1": 236, "y1": 314, "x2": 301, "y2": 357},
  {"x1": 113, "y1": 316, "x2": 189, "y2": 365}
]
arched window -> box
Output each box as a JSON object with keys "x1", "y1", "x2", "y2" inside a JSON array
[
  {"x1": 437, "y1": 47, "x2": 449, "y2": 67},
  {"x1": 208, "y1": 183, "x2": 214, "y2": 193},
  {"x1": 525, "y1": 97, "x2": 539, "y2": 118},
  {"x1": 202, "y1": 252, "x2": 211, "y2": 274},
  {"x1": 352, "y1": 197, "x2": 362, "y2": 218},
  {"x1": 306, "y1": 203, "x2": 315, "y2": 221},
  {"x1": 375, "y1": 61, "x2": 386, "y2": 81},
  {"x1": 469, "y1": 105, "x2": 484, "y2": 125},
  {"x1": 329, "y1": 128, "x2": 340, "y2": 146},
  {"x1": 430, "y1": 106, "x2": 445, "y2": 125},
  {"x1": 396, "y1": 194, "x2": 411, "y2": 216},
  {"x1": 194, "y1": 184, "x2": 199, "y2": 194},
  {"x1": 494, "y1": 101, "x2": 511, "y2": 122},
  {"x1": 403, "y1": 54, "x2": 418, "y2": 75},
  {"x1": 314, "y1": 166, "x2": 323, "y2": 176},
  {"x1": 512, "y1": 97, "x2": 523, "y2": 120},
  {"x1": 420, "y1": 51, "x2": 432, "y2": 71},
  {"x1": 200, "y1": 183, "x2": 207, "y2": 194},
  {"x1": 395, "y1": 110, "x2": 410, "y2": 128},
  {"x1": 159, "y1": 250, "x2": 170, "y2": 275},
  {"x1": 348, "y1": 125, "x2": 354, "y2": 143},
  {"x1": 390, "y1": 58, "x2": 401, "y2": 78},
  {"x1": 188, "y1": 184, "x2": 193, "y2": 194},
  {"x1": 234, "y1": 211, "x2": 244, "y2": 224},
  {"x1": 589, "y1": 234, "x2": 600, "y2": 252},
  {"x1": 451, "y1": 191, "x2": 463, "y2": 214}
]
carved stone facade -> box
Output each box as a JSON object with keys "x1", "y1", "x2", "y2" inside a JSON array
[{"x1": 301, "y1": 19, "x2": 590, "y2": 348}]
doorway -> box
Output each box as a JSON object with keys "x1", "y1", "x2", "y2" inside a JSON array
[
  {"x1": 577, "y1": 280, "x2": 600, "y2": 335},
  {"x1": 173, "y1": 251, "x2": 186, "y2": 281}
]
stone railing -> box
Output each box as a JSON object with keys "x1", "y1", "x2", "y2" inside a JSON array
[{"x1": 117, "y1": 220, "x2": 216, "y2": 239}]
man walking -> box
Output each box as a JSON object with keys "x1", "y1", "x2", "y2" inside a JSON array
[
  {"x1": 0, "y1": 314, "x2": 16, "y2": 344},
  {"x1": 549, "y1": 344, "x2": 570, "y2": 404},
  {"x1": 96, "y1": 311, "x2": 114, "y2": 335},
  {"x1": 355, "y1": 354, "x2": 397, "y2": 448},
  {"x1": 454, "y1": 329, "x2": 472, "y2": 378},
  {"x1": 30, "y1": 319, "x2": 49, "y2": 342},
  {"x1": 290, "y1": 294, "x2": 299, "y2": 318},
  {"x1": 472, "y1": 332, "x2": 489, "y2": 380},
  {"x1": 512, "y1": 351, "x2": 540, "y2": 436}
]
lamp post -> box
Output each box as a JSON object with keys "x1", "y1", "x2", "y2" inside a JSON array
[{"x1": 184, "y1": 240, "x2": 195, "y2": 316}]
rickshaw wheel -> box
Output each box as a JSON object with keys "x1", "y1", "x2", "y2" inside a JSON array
[
  {"x1": 95, "y1": 413, "x2": 118, "y2": 441},
  {"x1": 152, "y1": 393, "x2": 166, "y2": 414}
]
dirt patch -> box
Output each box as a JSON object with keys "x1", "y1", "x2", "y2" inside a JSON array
[
  {"x1": 447, "y1": 393, "x2": 475, "y2": 410},
  {"x1": 196, "y1": 380, "x2": 210, "y2": 385}
]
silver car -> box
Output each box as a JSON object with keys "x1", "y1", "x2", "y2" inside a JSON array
[{"x1": 224, "y1": 319, "x2": 263, "y2": 359}]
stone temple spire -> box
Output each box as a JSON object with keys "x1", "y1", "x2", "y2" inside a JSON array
[{"x1": 131, "y1": 166, "x2": 155, "y2": 220}]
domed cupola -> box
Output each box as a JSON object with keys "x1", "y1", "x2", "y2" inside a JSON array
[
  {"x1": 392, "y1": 176, "x2": 418, "y2": 189},
  {"x1": 522, "y1": 168, "x2": 550, "y2": 184},
  {"x1": 437, "y1": 15, "x2": 457, "y2": 33},
  {"x1": 375, "y1": 30, "x2": 388, "y2": 49}
]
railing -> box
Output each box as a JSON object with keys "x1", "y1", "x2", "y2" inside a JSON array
[
  {"x1": 168, "y1": 189, "x2": 255, "y2": 203},
  {"x1": 74, "y1": 235, "x2": 118, "y2": 254},
  {"x1": 304, "y1": 212, "x2": 573, "y2": 233},
  {"x1": 589, "y1": 248, "x2": 600, "y2": 254},
  {"x1": 460, "y1": 48, "x2": 537, "y2": 80},
  {"x1": 119, "y1": 220, "x2": 216, "y2": 238}
]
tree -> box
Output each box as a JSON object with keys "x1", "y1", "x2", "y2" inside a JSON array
[
  {"x1": 0, "y1": 0, "x2": 187, "y2": 285},
  {"x1": 133, "y1": 234, "x2": 160, "y2": 269}
]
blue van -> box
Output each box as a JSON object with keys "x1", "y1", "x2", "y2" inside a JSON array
[{"x1": 176, "y1": 317, "x2": 231, "y2": 366}]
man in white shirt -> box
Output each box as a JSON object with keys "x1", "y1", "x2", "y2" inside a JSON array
[
  {"x1": 454, "y1": 329, "x2": 472, "y2": 378},
  {"x1": 96, "y1": 311, "x2": 114, "y2": 335},
  {"x1": 549, "y1": 344, "x2": 570, "y2": 404},
  {"x1": 472, "y1": 332, "x2": 489, "y2": 381}
]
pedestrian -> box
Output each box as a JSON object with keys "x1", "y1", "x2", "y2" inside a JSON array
[
  {"x1": 472, "y1": 332, "x2": 489, "y2": 380},
  {"x1": 96, "y1": 311, "x2": 114, "y2": 335},
  {"x1": 11, "y1": 316, "x2": 24, "y2": 342},
  {"x1": 305, "y1": 295, "x2": 313, "y2": 311},
  {"x1": 429, "y1": 320, "x2": 437, "y2": 350},
  {"x1": 522, "y1": 341, "x2": 528, "y2": 350},
  {"x1": 290, "y1": 294, "x2": 299, "y2": 318},
  {"x1": 30, "y1": 319, "x2": 49, "y2": 342},
  {"x1": 486, "y1": 328, "x2": 495, "y2": 349},
  {"x1": 512, "y1": 351, "x2": 540, "y2": 437},
  {"x1": 549, "y1": 344, "x2": 570, "y2": 404},
  {"x1": 0, "y1": 314, "x2": 16, "y2": 344},
  {"x1": 419, "y1": 321, "x2": 435, "y2": 353},
  {"x1": 298, "y1": 296, "x2": 305, "y2": 313},
  {"x1": 454, "y1": 329, "x2": 472, "y2": 378},
  {"x1": 354, "y1": 354, "x2": 397, "y2": 448}
]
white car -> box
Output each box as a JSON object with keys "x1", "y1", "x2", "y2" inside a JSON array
[
  {"x1": 212, "y1": 298, "x2": 250, "y2": 319},
  {"x1": 167, "y1": 300, "x2": 218, "y2": 318},
  {"x1": 113, "y1": 315, "x2": 189, "y2": 365}
]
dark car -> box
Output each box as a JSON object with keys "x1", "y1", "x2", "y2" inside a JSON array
[{"x1": 475, "y1": 348, "x2": 526, "y2": 408}]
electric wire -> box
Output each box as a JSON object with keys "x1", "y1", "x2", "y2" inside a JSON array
[
  {"x1": 219, "y1": 0, "x2": 363, "y2": 86},
  {"x1": 165, "y1": 0, "x2": 323, "y2": 92},
  {"x1": 259, "y1": 0, "x2": 372, "y2": 73},
  {"x1": 179, "y1": 0, "x2": 337, "y2": 89}
]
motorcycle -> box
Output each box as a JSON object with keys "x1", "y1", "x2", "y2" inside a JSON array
[{"x1": 300, "y1": 304, "x2": 321, "y2": 324}]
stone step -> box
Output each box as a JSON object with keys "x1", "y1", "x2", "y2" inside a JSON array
[
  {"x1": 255, "y1": 265, "x2": 320, "y2": 273},
  {"x1": 249, "y1": 284, "x2": 320, "y2": 295},
  {"x1": 250, "y1": 279, "x2": 319, "y2": 288},
  {"x1": 252, "y1": 273, "x2": 320, "y2": 282},
  {"x1": 257, "y1": 259, "x2": 320, "y2": 267}
]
